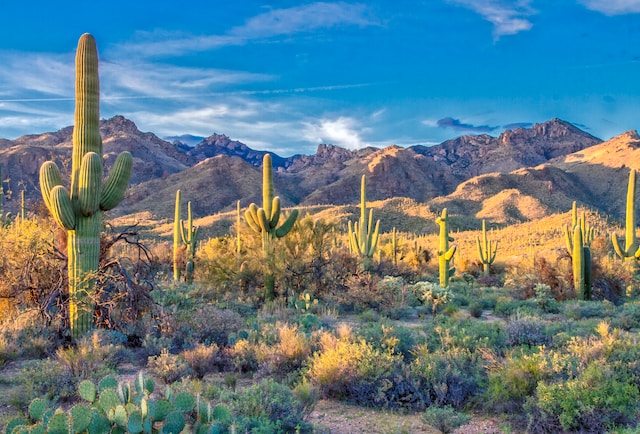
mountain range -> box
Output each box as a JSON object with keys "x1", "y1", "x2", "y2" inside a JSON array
[{"x1": 1, "y1": 115, "x2": 638, "y2": 228}]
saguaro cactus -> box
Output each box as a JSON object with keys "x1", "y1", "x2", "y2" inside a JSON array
[
  {"x1": 571, "y1": 225, "x2": 592, "y2": 300},
  {"x1": 611, "y1": 169, "x2": 640, "y2": 263},
  {"x1": 181, "y1": 200, "x2": 199, "y2": 283},
  {"x1": 565, "y1": 201, "x2": 595, "y2": 251},
  {"x1": 173, "y1": 189, "x2": 199, "y2": 283},
  {"x1": 348, "y1": 175, "x2": 380, "y2": 271},
  {"x1": 436, "y1": 208, "x2": 456, "y2": 287},
  {"x1": 476, "y1": 219, "x2": 497, "y2": 276},
  {"x1": 564, "y1": 202, "x2": 593, "y2": 299},
  {"x1": 39, "y1": 34, "x2": 132, "y2": 339},
  {"x1": 245, "y1": 154, "x2": 299, "y2": 299}
]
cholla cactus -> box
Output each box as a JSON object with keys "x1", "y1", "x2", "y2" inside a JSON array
[{"x1": 39, "y1": 34, "x2": 132, "y2": 339}]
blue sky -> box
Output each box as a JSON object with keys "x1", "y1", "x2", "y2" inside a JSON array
[{"x1": 0, "y1": 1, "x2": 639, "y2": 156}]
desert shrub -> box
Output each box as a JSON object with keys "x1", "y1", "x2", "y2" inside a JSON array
[
  {"x1": 181, "y1": 343, "x2": 222, "y2": 378},
  {"x1": 423, "y1": 405, "x2": 471, "y2": 433},
  {"x1": 493, "y1": 297, "x2": 538, "y2": 318},
  {"x1": 0, "y1": 310, "x2": 62, "y2": 359},
  {"x1": 612, "y1": 302, "x2": 640, "y2": 331},
  {"x1": 533, "y1": 283, "x2": 560, "y2": 313},
  {"x1": 17, "y1": 358, "x2": 76, "y2": 403},
  {"x1": 179, "y1": 304, "x2": 244, "y2": 347},
  {"x1": 429, "y1": 318, "x2": 506, "y2": 353},
  {"x1": 468, "y1": 302, "x2": 484, "y2": 318},
  {"x1": 256, "y1": 323, "x2": 311, "y2": 379},
  {"x1": 147, "y1": 348, "x2": 192, "y2": 384},
  {"x1": 483, "y1": 348, "x2": 548, "y2": 414},
  {"x1": 225, "y1": 339, "x2": 259, "y2": 373},
  {"x1": 305, "y1": 328, "x2": 400, "y2": 401},
  {"x1": 409, "y1": 345, "x2": 484, "y2": 408},
  {"x1": 563, "y1": 299, "x2": 614, "y2": 320},
  {"x1": 340, "y1": 272, "x2": 397, "y2": 312},
  {"x1": 55, "y1": 331, "x2": 123, "y2": 381},
  {"x1": 535, "y1": 362, "x2": 640, "y2": 432},
  {"x1": 505, "y1": 316, "x2": 550, "y2": 347},
  {"x1": 357, "y1": 322, "x2": 417, "y2": 360},
  {"x1": 223, "y1": 378, "x2": 313, "y2": 433}
]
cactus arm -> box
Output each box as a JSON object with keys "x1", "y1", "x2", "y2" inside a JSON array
[
  {"x1": 245, "y1": 206, "x2": 261, "y2": 233},
  {"x1": 78, "y1": 152, "x2": 102, "y2": 216},
  {"x1": 100, "y1": 151, "x2": 133, "y2": 210},
  {"x1": 366, "y1": 220, "x2": 380, "y2": 257},
  {"x1": 565, "y1": 226, "x2": 574, "y2": 253},
  {"x1": 275, "y1": 209, "x2": 299, "y2": 238},
  {"x1": 612, "y1": 233, "x2": 629, "y2": 258},
  {"x1": 270, "y1": 196, "x2": 281, "y2": 228},
  {"x1": 50, "y1": 185, "x2": 76, "y2": 230},
  {"x1": 40, "y1": 161, "x2": 64, "y2": 215},
  {"x1": 444, "y1": 245, "x2": 456, "y2": 261}
]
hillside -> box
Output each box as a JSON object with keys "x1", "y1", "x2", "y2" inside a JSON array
[{"x1": 0, "y1": 115, "x2": 622, "y2": 227}]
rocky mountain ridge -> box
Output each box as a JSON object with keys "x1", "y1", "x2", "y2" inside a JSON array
[{"x1": 2, "y1": 115, "x2": 631, "y2": 226}]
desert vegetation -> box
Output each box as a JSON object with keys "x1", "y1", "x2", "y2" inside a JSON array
[{"x1": 3, "y1": 33, "x2": 640, "y2": 434}]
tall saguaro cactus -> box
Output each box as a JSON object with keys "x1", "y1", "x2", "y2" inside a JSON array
[
  {"x1": 436, "y1": 208, "x2": 456, "y2": 287},
  {"x1": 39, "y1": 34, "x2": 133, "y2": 339},
  {"x1": 565, "y1": 202, "x2": 593, "y2": 299},
  {"x1": 565, "y1": 201, "x2": 595, "y2": 250},
  {"x1": 245, "y1": 154, "x2": 299, "y2": 299},
  {"x1": 173, "y1": 189, "x2": 199, "y2": 283},
  {"x1": 611, "y1": 169, "x2": 640, "y2": 263},
  {"x1": 476, "y1": 219, "x2": 497, "y2": 276},
  {"x1": 348, "y1": 175, "x2": 380, "y2": 271}
]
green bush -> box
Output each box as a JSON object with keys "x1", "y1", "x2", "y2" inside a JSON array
[
  {"x1": 423, "y1": 405, "x2": 471, "y2": 433},
  {"x1": 147, "y1": 348, "x2": 193, "y2": 384},
  {"x1": 223, "y1": 378, "x2": 313, "y2": 433},
  {"x1": 505, "y1": 316, "x2": 550, "y2": 347},
  {"x1": 535, "y1": 362, "x2": 640, "y2": 432}
]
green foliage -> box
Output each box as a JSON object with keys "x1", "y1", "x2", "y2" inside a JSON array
[
  {"x1": 7, "y1": 373, "x2": 233, "y2": 434},
  {"x1": 536, "y1": 362, "x2": 640, "y2": 431},
  {"x1": 422, "y1": 405, "x2": 471, "y2": 433},
  {"x1": 409, "y1": 281, "x2": 452, "y2": 317},
  {"x1": 435, "y1": 209, "x2": 456, "y2": 287},
  {"x1": 147, "y1": 348, "x2": 192, "y2": 384},
  {"x1": 348, "y1": 175, "x2": 380, "y2": 271},
  {"x1": 38, "y1": 34, "x2": 132, "y2": 339}
]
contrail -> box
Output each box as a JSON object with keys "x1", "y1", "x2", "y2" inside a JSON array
[{"x1": 0, "y1": 83, "x2": 377, "y2": 103}]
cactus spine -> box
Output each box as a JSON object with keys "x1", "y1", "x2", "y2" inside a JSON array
[
  {"x1": 348, "y1": 175, "x2": 380, "y2": 271},
  {"x1": 39, "y1": 34, "x2": 132, "y2": 339},
  {"x1": 611, "y1": 169, "x2": 640, "y2": 263},
  {"x1": 436, "y1": 208, "x2": 456, "y2": 287},
  {"x1": 476, "y1": 219, "x2": 497, "y2": 276},
  {"x1": 245, "y1": 154, "x2": 299, "y2": 299}
]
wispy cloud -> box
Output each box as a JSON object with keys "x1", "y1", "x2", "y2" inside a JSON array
[
  {"x1": 117, "y1": 2, "x2": 378, "y2": 58},
  {"x1": 578, "y1": 0, "x2": 640, "y2": 15},
  {"x1": 303, "y1": 116, "x2": 369, "y2": 149},
  {"x1": 447, "y1": 0, "x2": 536, "y2": 39}
]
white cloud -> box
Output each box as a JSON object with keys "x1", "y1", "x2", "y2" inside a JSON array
[
  {"x1": 230, "y1": 2, "x2": 376, "y2": 38},
  {"x1": 116, "y1": 2, "x2": 378, "y2": 58},
  {"x1": 448, "y1": 0, "x2": 536, "y2": 39},
  {"x1": 579, "y1": 0, "x2": 640, "y2": 15},
  {"x1": 303, "y1": 116, "x2": 368, "y2": 149}
]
